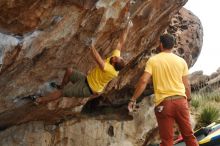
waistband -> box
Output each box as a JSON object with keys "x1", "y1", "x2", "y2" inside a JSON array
[{"x1": 164, "y1": 95, "x2": 185, "y2": 101}]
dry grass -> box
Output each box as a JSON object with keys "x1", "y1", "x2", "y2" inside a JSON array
[{"x1": 191, "y1": 91, "x2": 220, "y2": 128}]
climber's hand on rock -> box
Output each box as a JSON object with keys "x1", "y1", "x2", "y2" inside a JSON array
[
  {"x1": 128, "y1": 100, "x2": 136, "y2": 112},
  {"x1": 128, "y1": 20, "x2": 133, "y2": 28},
  {"x1": 87, "y1": 37, "x2": 96, "y2": 49},
  {"x1": 91, "y1": 37, "x2": 96, "y2": 46}
]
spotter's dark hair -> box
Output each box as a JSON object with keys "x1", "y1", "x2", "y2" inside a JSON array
[{"x1": 160, "y1": 34, "x2": 175, "y2": 49}]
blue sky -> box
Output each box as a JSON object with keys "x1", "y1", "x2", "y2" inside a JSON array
[{"x1": 184, "y1": 0, "x2": 220, "y2": 75}]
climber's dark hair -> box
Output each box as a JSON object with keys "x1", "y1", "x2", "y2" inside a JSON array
[
  {"x1": 114, "y1": 59, "x2": 125, "y2": 71},
  {"x1": 160, "y1": 34, "x2": 175, "y2": 49}
]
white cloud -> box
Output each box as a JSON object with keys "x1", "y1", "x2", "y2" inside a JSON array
[{"x1": 184, "y1": 0, "x2": 220, "y2": 75}]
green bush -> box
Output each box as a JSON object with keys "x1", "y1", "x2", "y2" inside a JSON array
[{"x1": 198, "y1": 105, "x2": 220, "y2": 127}]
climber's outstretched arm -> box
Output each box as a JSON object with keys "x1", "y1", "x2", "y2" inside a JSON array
[
  {"x1": 116, "y1": 20, "x2": 133, "y2": 51},
  {"x1": 90, "y1": 44, "x2": 105, "y2": 70}
]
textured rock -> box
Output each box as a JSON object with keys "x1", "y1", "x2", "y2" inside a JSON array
[
  {"x1": 0, "y1": 121, "x2": 52, "y2": 146},
  {"x1": 0, "y1": 98, "x2": 158, "y2": 146},
  {"x1": 165, "y1": 8, "x2": 203, "y2": 66},
  {"x1": 0, "y1": 0, "x2": 203, "y2": 145}
]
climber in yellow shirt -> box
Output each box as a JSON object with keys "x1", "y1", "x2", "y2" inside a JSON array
[{"x1": 35, "y1": 21, "x2": 133, "y2": 104}]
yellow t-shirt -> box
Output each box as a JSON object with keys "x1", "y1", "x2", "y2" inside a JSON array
[
  {"x1": 87, "y1": 50, "x2": 120, "y2": 93},
  {"x1": 145, "y1": 52, "x2": 188, "y2": 106}
]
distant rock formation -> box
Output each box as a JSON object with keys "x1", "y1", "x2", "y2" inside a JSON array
[
  {"x1": 0, "y1": 0, "x2": 203, "y2": 145},
  {"x1": 190, "y1": 68, "x2": 220, "y2": 93},
  {"x1": 190, "y1": 71, "x2": 210, "y2": 92}
]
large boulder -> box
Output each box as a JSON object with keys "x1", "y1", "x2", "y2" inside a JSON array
[{"x1": 166, "y1": 8, "x2": 203, "y2": 67}]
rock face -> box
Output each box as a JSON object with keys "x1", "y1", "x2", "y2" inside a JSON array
[
  {"x1": 0, "y1": 98, "x2": 158, "y2": 146},
  {"x1": 0, "y1": 0, "x2": 203, "y2": 145}
]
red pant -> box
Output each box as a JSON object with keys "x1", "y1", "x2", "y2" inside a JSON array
[{"x1": 154, "y1": 97, "x2": 198, "y2": 146}]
